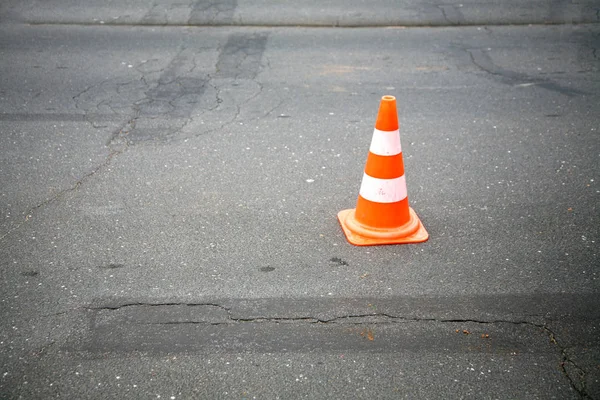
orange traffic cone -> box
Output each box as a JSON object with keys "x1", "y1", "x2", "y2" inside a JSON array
[{"x1": 337, "y1": 95, "x2": 428, "y2": 246}]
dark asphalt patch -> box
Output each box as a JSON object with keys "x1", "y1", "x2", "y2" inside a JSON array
[{"x1": 215, "y1": 33, "x2": 268, "y2": 79}]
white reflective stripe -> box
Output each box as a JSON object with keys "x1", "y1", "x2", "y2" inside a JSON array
[
  {"x1": 359, "y1": 173, "x2": 407, "y2": 203},
  {"x1": 369, "y1": 128, "x2": 402, "y2": 156}
]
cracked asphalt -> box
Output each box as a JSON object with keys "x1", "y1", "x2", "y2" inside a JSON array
[{"x1": 1, "y1": 1, "x2": 599, "y2": 399}]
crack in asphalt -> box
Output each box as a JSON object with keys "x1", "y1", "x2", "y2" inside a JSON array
[
  {"x1": 437, "y1": 5, "x2": 465, "y2": 25},
  {"x1": 0, "y1": 71, "x2": 136, "y2": 243},
  {"x1": 85, "y1": 302, "x2": 230, "y2": 312},
  {"x1": 0, "y1": 145, "x2": 126, "y2": 244},
  {"x1": 72, "y1": 45, "x2": 208, "y2": 144},
  {"x1": 73, "y1": 33, "x2": 269, "y2": 144},
  {"x1": 85, "y1": 301, "x2": 538, "y2": 325},
  {"x1": 141, "y1": 1, "x2": 168, "y2": 25},
  {"x1": 82, "y1": 300, "x2": 593, "y2": 398},
  {"x1": 540, "y1": 327, "x2": 592, "y2": 400},
  {"x1": 1, "y1": 32, "x2": 272, "y2": 242},
  {"x1": 467, "y1": 48, "x2": 588, "y2": 97},
  {"x1": 107, "y1": 112, "x2": 139, "y2": 147},
  {"x1": 262, "y1": 97, "x2": 287, "y2": 119}
]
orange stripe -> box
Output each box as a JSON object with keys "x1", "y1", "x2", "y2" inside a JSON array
[
  {"x1": 355, "y1": 196, "x2": 411, "y2": 229},
  {"x1": 364, "y1": 152, "x2": 404, "y2": 180}
]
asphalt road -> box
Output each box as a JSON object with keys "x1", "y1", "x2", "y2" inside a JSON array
[{"x1": 1, "y1": 1, "x2": 599, "y2": 399}]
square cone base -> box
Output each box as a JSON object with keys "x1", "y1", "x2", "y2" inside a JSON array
[{"x1": 337, "y1": 208, "x2": 429, "y2": 246}]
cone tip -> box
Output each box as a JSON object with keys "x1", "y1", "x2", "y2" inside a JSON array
[{"x1": 375, "y1": 95, "x2": 399, "y2": 131}]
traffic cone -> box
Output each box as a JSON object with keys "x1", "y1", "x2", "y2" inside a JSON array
[{"x1": 337, "y1": 95, "x2": 428, "y2": 246}]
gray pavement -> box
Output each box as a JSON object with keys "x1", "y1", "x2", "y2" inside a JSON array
[
  {"x1": 2, "y1": 0, "x2": 599, "y2": 26},
  {"x1": 1, "y1": 2, "x2": 599, "y2": 399}
]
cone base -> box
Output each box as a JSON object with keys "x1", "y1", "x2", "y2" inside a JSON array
[{"x1": 337, "y1": 207, "x2": 429, "y2": 246}]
